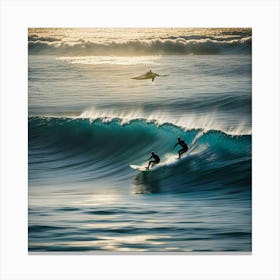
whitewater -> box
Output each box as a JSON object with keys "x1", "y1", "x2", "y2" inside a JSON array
[{"x1": 28, "y1": 28, "x2": 251, "y2": 252}]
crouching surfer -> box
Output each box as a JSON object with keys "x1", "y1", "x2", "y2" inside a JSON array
[
  {"x1": 146, "y1": 152, "x2": 160, "y2": 170},
  {"x1": 173, "y1": 137, "x2": 188, "y2": 159}
]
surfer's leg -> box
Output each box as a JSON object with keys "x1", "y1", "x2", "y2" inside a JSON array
[
  {"x1": 178, "y1": 148, "x2": 186, "y2": 158},
  {"x1": 179, "y1": 147, "x2": 188, "y2": 158},
  {"x1": 147, "y1": 160, "x2": 155, "y2": 169},
  {"x1": 151, "y1": 160, "x2": 158, "y2": 168},
  {"x1": 178, "y1": 149, "x2": 183, "y2": 159}
]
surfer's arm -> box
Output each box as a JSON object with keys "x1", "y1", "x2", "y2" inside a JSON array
[{"x1": 173, "y1": 142, "x2": 179, "y2": 149}]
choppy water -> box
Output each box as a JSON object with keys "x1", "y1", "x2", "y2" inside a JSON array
[{"x1": 28, "y1": 28, "x2": 252, "y2": 252}]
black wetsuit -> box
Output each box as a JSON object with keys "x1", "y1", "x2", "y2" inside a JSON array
[
  {"x1": 147, "y1": 154, "x2": 160, "y2": 169},
  {"x1": 151, "y1": 154, "x2": 160, "y2": 163},
  {"x1": 175, "y1": 139, "x2": 188, "y2": 158}
]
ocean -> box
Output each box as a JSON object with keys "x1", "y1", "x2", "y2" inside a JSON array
[{"x1": 28, "y1": 28, "x2": 252, "y2": 252}]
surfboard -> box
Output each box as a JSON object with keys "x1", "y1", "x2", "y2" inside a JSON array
[
  {"x1": 130, "y1": 165, "x2": 149, "y2": 172},
  {"x1": 131, "y1": 73, "x2": 156, "y2": 80},
  {"x1": 131, "y1": 72, "x2": 167, "y2": 81}
]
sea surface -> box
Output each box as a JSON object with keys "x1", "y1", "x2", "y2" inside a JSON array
[{"x1": 28, "y1": 28, "x2": 252, "y2": 252}]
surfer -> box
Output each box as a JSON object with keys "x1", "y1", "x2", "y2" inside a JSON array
[
  {"x1": 131, "y1": 70, "x2": 167, "y2": 82},
  {"x1": 173, "y1": 137, "x2": 188, "y2": 159},
  {"x1": 146, "y1": 70, "x2": 154, "y2": 80},
  {"x1": 146, "y1": 152, "x2": 160, "y2": 170}
]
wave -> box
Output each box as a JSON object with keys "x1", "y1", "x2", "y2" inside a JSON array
[
  {"x1": 28, "y1": 35, "x2": 251, "y2": 55},
  {"x1": 29, "y1": 116, "x2": 251, "y2": 195},
  {"x1": 78, "y1": 107, "x2": 251, "y2": 136}
]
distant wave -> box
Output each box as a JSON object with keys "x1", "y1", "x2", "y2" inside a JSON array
[
  {"x1": 28, "y1": 35, "x2": 251, "y2": 55},
  {"x1": 29, "y1": 116, "x2": 251, "y2": 194}
]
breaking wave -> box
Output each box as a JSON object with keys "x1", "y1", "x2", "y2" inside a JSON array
[
  {"x1": 29, "y1": 116, "x2": 251, "y2": 196},
  {"x1": 28, "y1": 35, "x2": 251, "y2": 55}
]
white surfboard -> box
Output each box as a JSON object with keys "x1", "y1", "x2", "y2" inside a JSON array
[{"x1": 129, "y1": 164, "x2": 149, "y2": 172}]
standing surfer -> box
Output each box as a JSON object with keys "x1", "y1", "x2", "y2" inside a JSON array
[
  {"x1": 173, "y1": 137, "x2": 188, "y2": 159},
  {"x1": 146, "y1": 152, "x2": 160, "y2": 170}
]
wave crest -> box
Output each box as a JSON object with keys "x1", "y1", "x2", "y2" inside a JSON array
[
  {"x1": 28, "y1": 36, "x2": 251, "y2": 55},
  {"x1": 78, "y1": 107, "x2": 251, "y2": 136}
]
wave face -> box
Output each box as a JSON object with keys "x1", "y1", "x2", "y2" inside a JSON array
[
  {"x1": 29, "y1": 116, "x2": 251, "y2": 198},
  {"x1": 28, "y1": 28, "x2": 251, "y2": 55}
]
